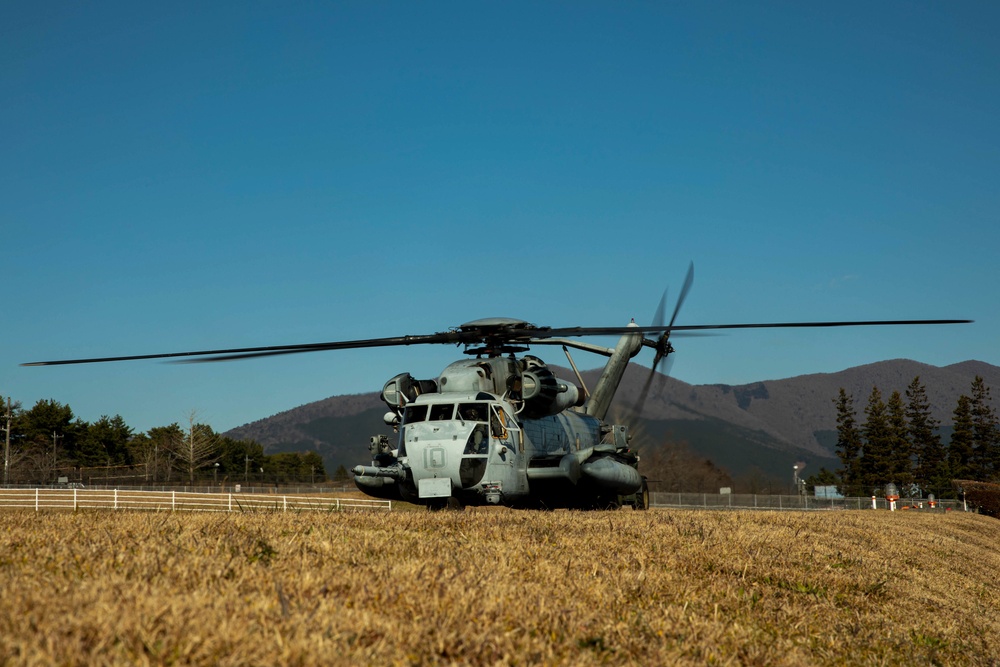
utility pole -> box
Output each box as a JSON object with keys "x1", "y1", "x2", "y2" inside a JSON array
[{"x1": 2, "y1": 397, "x2": 11, "y2": 486}]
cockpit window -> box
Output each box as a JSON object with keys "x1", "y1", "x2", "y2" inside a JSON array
[
  {"x1": 464, "y1": 424, "x2": 489, "y2": 455},
  {"x1": 457, "y1": 403, "x2": 487, "y2": 422},
  {"x1": 403, "y1": 405, "x2": 428, "y2": 423},
  {"x1": 490, "y1": 405, "x2": 509, "y2": 440},
  {"x1": 429, "y1": 404, "x2": 454, "y2": 421}
]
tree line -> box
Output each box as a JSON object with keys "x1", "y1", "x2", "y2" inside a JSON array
[
  {"x1": 1, "y1": 398, "x2": 328, "y2": 486},
  {"x1": 822, "y1": 375, "x2": 999, "y2": 498}
]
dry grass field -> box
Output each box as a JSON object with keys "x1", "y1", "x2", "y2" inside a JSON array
[{"x1": 0, "y1": 507, "x2": 998, "y2": 666}]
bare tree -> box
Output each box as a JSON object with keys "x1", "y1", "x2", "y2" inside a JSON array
[{"x1": 172, "y1": 411, "x2": 221, "y2": 483}]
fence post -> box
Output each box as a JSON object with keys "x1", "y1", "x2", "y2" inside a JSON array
[
  {"x1": 283, "y1": 496, "x2": 287, "y2": 512},
  {"x1": 778, "y1": 495, "x2": 782, "y2": 510},
  {"x1": 228, "y1": 493, "x2": 232, "y2": 512},
  {"x1": 74, "y1": 487, "x2": 78, "y2": 511},
  {"x1": 114, "y1": 489, "x2": 118, "y2": 510},
  {"x1": 35, "y1": 488, "x2": 39, "y2": 512},
  {"x1": 336, "y1": 498, "x2": 340, "y2": 511},
  {"x1": 172, "y1": 490, "x2": 176, "y2": 512}
]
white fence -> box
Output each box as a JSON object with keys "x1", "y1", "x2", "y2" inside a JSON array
[
  {"x1": 650, "y1": 491, "x2": 962, "y2": 512},
  {"x1": 0, "y1": 488, "x2": 392, "y2": 513},
  {"x1": 0, "y1": 488, "x2": 962, "y2": 514}
]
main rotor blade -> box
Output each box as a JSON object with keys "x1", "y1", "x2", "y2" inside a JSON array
[
  {"x1": 22, "y1": 318, "x2": 972, "y2": 366},
  {"x1": 660, "y1": 319, "x2": 973, "y2": 332},
  {"x1": 21, "y1": 331, "x2": 468, "y2": 366}
]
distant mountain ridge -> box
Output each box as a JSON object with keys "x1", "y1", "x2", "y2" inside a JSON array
[{"x1": 225, "y1": 359, "x2": 1000, "y2": 481}]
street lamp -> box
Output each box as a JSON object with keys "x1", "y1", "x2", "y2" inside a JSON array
[{"x1": 213, "y1": 462, "x2": 220, "y2": 485}]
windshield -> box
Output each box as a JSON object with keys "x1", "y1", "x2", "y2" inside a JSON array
[
  {"x1": 458, "y1": 403, "x2": 488, "y2": 422},
  {"x1": 429, "y1": 404, "x2": 454, "y2": 420},
  {"x1": 406, "y1": 403, "x2": 489, "y2": 423},
  {"x1": 403, "y1": 405, "x2": 428, "y2": 423}
]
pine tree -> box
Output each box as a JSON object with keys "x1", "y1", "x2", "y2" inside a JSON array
[
  {"x1": 969, "y1": 376, "x2": 999, "y2": 480},
  {"x1": 906, "y1": 376, "x2": 947, "y2": 495},
  {"x1": 860, "y1": 386, "x2": 892, "y2": 492},
  {"x1": 949, "y1": 395, "x2": 975, "y2": 480},
  {"x1": 886, "y1": 390, "x2": 913, "y2": 491},
  {"x1": 833, "y1": 388, "x2": 862, "y2": 495},
  {"x1": 78, "y1": 415, "x2": 133, "y2": 468}
]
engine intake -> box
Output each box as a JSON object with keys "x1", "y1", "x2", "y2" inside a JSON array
[{"x1": 519, "y1": 356, "x2": 585, "y2": 417}]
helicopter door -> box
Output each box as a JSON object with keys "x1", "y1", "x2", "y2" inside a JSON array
[{"x1": 490, "y1": 404, "x2": 526, "y2": 494}]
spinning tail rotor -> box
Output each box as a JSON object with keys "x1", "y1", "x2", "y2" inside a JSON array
[{"x1": 632, "y1": 262, "x2": 694, "y2": 418}]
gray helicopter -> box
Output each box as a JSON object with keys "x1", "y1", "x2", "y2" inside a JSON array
[{"x1": 23, "y1": 264, "x2": 970, "y2": 510}]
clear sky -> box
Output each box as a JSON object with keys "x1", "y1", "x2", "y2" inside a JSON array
[{"x1": 3, "y1": 1, "x2": 997, "y2": 433}]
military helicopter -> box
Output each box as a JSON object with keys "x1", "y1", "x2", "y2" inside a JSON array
[{"x1": 24, "y1": 264, "x2": 970, "y2": 510}]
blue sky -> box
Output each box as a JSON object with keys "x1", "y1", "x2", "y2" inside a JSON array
[{"x1": 3, "y1": 1, "x2": 997, "y2": 433}]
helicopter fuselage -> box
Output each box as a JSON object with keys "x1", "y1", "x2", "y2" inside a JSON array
[
  {"x1": 354, "y1": 391, "x2": 644, "y2": 508},
  {"x1": 353, "y1": 337, "x2": 648, "y2": 509}
]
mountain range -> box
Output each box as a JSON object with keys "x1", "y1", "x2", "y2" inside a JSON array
[{"x1": 225, "y1": 359, "x2": 1000, "y2": 482}]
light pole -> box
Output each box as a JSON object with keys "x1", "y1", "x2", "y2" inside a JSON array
[
  {"x1": 213, "y1": 462, "x2": 220, "y2": 486},
  {"x1": 2, "y1": 397, "x2": 11, "y2": 487},
  {"x1": 51, "y1": 431, "x2": 64, "y2": 484}
]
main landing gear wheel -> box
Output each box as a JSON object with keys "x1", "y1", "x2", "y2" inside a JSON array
[{"x1": 632, "y1": 479, "x2": 650, "y2": 511}]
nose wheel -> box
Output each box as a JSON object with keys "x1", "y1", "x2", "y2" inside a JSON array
[{"x1": 427, "y1": 497, "x2": 466, "y2": 511}]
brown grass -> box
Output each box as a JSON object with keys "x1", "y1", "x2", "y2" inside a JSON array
[{"x1": 0, "y1": 508, "x2": 998, "y2": 666}]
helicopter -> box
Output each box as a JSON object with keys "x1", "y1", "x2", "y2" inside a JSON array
[{"x1": 23, "y1": 264, "x2": 971, "y2": 510}]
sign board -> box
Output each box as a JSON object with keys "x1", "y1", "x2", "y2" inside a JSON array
[{"x1": 815, "y1": 485, "x2": 844, "y2": 499}]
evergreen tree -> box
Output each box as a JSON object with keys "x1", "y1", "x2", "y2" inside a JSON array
[
  {"x1": 142, "y1": 424, "x2": 185, "y2": 483},
  {"x1": 217, "y1": 437, "x2": 265, "y2": 482},
  {"x1": 886, "y1": 390, "x2": 913, "y2": 491},
  {"x1": 262, "y1": 451, "x2": 329, "y2": 484},
  {"x1": 803, "y1": 467, "x2": 839, "y2": 495},
  {"x1": 78, "y1": 415, "x2": 133, "y2": 468},
  {"x1": 860, "y1": 386, "x2": 892, "y2": 492},
  {"x1": 949, "y1": 395, "x2": 975, "y2": 480},
  {"x1": 16, "y1": 399, "x2": 87, "y2": 481},
  {"x1": 969, "y1": 376, "x2": 999, "y2": 480},
  {"x1": 833, "y1": 388, "x2": 862, "y2": 494},
  {"x1": 906, "y1": 376, "x2": 947, "y2": 495}
]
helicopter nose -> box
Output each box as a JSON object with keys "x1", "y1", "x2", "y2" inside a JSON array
[{"x1": 406, "y1": 439, "x2": 463, "y2": 494}]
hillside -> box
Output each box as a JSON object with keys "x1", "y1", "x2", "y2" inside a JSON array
[{"x1": 225, "y1": 359, "x2": 1000, "y2": 481}]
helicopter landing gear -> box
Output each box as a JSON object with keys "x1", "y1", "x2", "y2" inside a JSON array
[
  {"x1": 426, "y1": 497, "x2": 465, "y2": 511},
  {"x1": 633, "y1": 479, "x2": 650, "y2": 511},
  {"x1": 621, "y1": 478, "x2": 650, "y2": 510}
]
